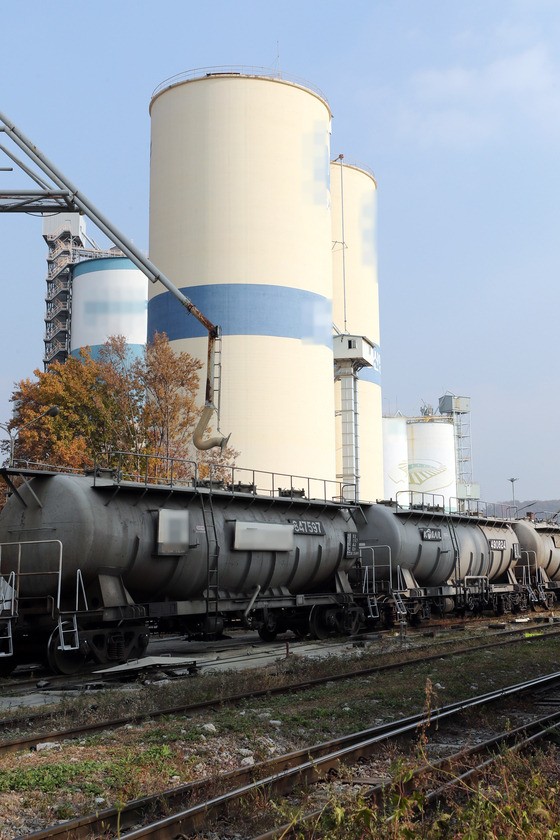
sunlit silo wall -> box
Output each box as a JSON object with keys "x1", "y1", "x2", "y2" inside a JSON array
[
  {"x1": 382, "y1": 416, "x2": 409, "y2": 500},
  {"x1": 331, "y1": 161, "x2": 382, "y2": 501},
  {"x1": 406, "y1": 419, "x2": 457, "y2": 508},
  {"x1": 70, "y1": 257, "x2": 148, "y2": 359},
  {"x1": 148, "y1": 69, "x2": 335, "y2": 481}
]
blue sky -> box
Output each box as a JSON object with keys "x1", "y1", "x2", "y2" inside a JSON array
[{"x1": 1, "y1": 0, "x2": 558, "y2": 502}]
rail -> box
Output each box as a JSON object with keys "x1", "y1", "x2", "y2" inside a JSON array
[{"x1": 151, "y1": 66, "x2": 329, "y2": 107}]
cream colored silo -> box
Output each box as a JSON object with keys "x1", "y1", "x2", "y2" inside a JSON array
[
  {"x1": 149, "y1": 69, "x2": 336, "y2": 485},
  {"x1": 331, "y1": 160, "x2": 382, "y2": 501}
]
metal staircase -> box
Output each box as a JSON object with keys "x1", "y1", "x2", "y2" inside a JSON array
[{"x1": 212, "y1": 331, "x2": 223, "y2": 428}]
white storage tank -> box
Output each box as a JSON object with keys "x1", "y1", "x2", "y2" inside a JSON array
[
  {"x1": 382, "y1": 416, "x2": 409, "y2": 500},
  {"x1": 331, "y1": 160, "x2": 381, "y2": 501},
  {"x1": 149, "y1": 68, "x2": 336, "y2": 484},
  {"x1": 406, "y1": 419, "x2": 457, "y2": 508},
  {"x1": 70, "y1": 257, "x2": 148, "y2": 359}
]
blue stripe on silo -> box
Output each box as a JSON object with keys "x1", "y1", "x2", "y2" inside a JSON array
[
  {"x1": 72, "y1": 257, "x2": 138, "y2": 276},
  {"x1": 148, "y1": 284, "x2": 333, "y2": 348}
]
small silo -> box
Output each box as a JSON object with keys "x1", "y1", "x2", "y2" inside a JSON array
[
  {"x1": 382, "y1": 416, "x2": 409, "y2": 500},
  {"x1": 406, "y1": 418, "x2": 457, "y2": 508},
  {"x1": 148, "y1": 69, "x2": 335, "y2": 483},
  {"x1": 70, "y1": 257, "x2": 148, "y2": 359},
  {"x1": 331, "y1": 160, "x2": 382, "y2": 500}
]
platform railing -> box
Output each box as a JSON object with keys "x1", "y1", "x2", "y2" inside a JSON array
[{"x1": 89, "y1": 450, "x2": 354, "y2": 504}]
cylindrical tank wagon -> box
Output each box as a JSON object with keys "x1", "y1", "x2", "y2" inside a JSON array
[
  {"x1": 0, "y1": 464, "x2": 557, "y2": 675},
  {"x1": 512, "y1": 518, "x2": 560, "y2": 581},
  {"x1": 0, "y1": 467, "x2": 361, "y2": 673},
  {"x1": 357, "y1": 501, "x2": 528, "y2": 620}
]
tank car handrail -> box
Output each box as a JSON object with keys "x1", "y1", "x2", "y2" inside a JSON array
[
  {"x1": 93, "y1": 451, "x2": 199, "y2": 488},
  {"x1": 0, "y1": 539, "x2": 63, "y2": 611},
  {"x1": 10, "y1": 459, "x2": 84, "y2": 474},
  {"x1": 395, "y1": 489, "x2": 446, "y2": 513}
]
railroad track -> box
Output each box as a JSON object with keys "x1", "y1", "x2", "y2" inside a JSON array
[
  {"x1": 18, "y1": 670, "x2": 560, "y2": 840},
  {"x1": 0, "y1": 612, "x2": 553, "y2": 694},
  {"x1": 2, "y1": 623, "x2": 560, "y2": 756}
]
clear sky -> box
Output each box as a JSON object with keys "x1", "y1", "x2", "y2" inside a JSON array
[{"x1": 1, "y1": 0, "x2": 558, "y2": 502}]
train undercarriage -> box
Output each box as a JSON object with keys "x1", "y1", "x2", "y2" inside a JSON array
[{"x1": 1, "y1": 566, "x2": 557, "y2": 675}]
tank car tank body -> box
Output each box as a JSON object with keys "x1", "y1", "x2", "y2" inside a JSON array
[
  {"x1": 512, "y1": 518, "x2": 560, "y2": 581},
  {"x1": 0, "y1": 467, "x2": 361, "y2": 673},
  {"x1": 357, "y1": 500, "x2": 526, "y2": 621}
]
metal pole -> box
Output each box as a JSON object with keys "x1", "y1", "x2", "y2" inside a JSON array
[
  {"x1": 508, "y1": 477, "x2": 518, "y2": 508},
  {"x1": 337, "y1": 154, "x2": 347, "y2": 333}
]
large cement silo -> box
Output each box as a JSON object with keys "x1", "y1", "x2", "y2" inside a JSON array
[
  {"x1": 331, "y1": 160, "x2": 382, "y2": 501},
  {"x1": 70, "y1": 257, "x2": 148, "y2": 359},
  {"x1": 148, "y1": 69, "x2": 336, "y2": 484}
]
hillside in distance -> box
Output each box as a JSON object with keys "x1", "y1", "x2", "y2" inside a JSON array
[{"x1": 493, "y1": 499, "x2": 560, "y2": 517}]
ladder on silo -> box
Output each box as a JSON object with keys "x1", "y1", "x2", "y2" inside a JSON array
[
  {"x1": 200, "y1": 493, "x2": 221, "y2": 629},
  {"x1": 212, "y1": 332, "x2": 223, "y2": 429}
]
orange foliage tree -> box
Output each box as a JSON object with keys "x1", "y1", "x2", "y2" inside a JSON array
[{"x1": 1, "y1": 333, "x2": 238, "y2": 480}]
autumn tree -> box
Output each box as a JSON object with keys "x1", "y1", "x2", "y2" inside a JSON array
[{"x1": 1, "y1": 332, "x2": 238, "y2": 479}]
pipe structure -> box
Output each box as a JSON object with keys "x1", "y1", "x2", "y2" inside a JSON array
[{"x1": 0, "y1": 111, "x2": 228, "y2": 451}]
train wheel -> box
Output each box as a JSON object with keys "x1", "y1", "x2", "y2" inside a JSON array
[
  {"x1": 0, "y1": 657, "x2": 17, "y2": 677},
  {"x1": 47, "y1": 624, "x2": 87, "y2": 675},
  {"x1": 258, "y1": 620, "x2": 278, "y2": 642},
  {"x1": 309, "y1": 606, "x2": 329, "y2": 640}
]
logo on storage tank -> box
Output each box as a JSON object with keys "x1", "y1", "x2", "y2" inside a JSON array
[{"x1": 420, "y1": 528, "x2": 442, "y2": 541}]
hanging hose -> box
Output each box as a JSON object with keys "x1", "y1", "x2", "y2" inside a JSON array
[{"x1": 193, "y1": 405, "x2": 231, "y2": 452}]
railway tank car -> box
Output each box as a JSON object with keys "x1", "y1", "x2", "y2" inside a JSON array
[
  {"x1": 0, "y1": 465, "x2": 361, "y2": 674},
  {"x1": 0, "y1": 463, "x2": 558, "y2": 676},
  {"x1": 357, "y1": 498, "x2": 532, "y2": 622}
]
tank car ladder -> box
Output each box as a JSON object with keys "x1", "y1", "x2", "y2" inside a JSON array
[
  {"x1": 360, "y1": 548, "x2": 379, "y2": 619},
  {"x1": 56, "y1": 570, "x2": 88, "y2": 652},
  {"x1": 391, "y1": 567, "x2": 408, "y2": 618},
  {"x1": 446, "y1": 514, "x2": 463, "y2": 605},
  {"x1": 199, "y1": 493, "x2": 221, "y2": 627},
  {"x1": 520, "y1": 561, "x2": 539, "y2": 606},
  {"x1": 212, "y1": 333, "x2": 223, "y2": 430}
]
